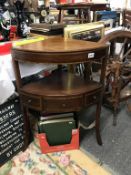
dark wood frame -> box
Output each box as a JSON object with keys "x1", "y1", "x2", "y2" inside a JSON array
[{"x1": 56, "y1": 3, "x2": 110, "y2": 23}]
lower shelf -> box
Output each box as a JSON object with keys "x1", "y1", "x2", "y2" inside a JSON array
[{"x1": 20, "y1": 70, "x2": 102, "y2": 112}]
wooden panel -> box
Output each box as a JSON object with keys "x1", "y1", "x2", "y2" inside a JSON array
[
  {"x1": 43, "y1": 96, "x2": 83, "y2": 113},
  {"x1": 85, "y1": 90, "x2": 101, "y2": 106},
  {"x1": 20, "y1": 93, "x2": 42, "y2": 110}
]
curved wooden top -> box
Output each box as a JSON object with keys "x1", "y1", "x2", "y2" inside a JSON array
[{"x1": 12, "y1": 37, "x2": 108, "y2": 64}]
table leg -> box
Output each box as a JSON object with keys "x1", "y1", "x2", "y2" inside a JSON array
[
  {"x1": 58, "y1": 9, "x2": 62, "y2": 23},
  {"x1": 95, "y1": 102, "x2": 102, "y2": 145},
  {"x1": 83, "y1": 8, "x2": 91, "y2": 23},
  {"x1": 78, "y1": 9, "x2": 84, "y2": 23}
]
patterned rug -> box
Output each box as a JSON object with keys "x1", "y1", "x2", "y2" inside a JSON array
[{"x1": 0, "y1": 138, "x2": 111, "y2": 175}]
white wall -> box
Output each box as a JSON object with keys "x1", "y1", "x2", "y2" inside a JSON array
[{"x1": 109, "y1": 0, "x2": 131, "y2": 9}]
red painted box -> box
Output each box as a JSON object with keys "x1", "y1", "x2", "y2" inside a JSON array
[{"x1": 37, "y1": 129, "x2": 79, "y2": 153}]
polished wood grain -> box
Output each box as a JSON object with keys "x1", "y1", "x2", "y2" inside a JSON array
[
  {"x1": 13, "y1": 37, "x2": 107, "y2": 53},
  {"x1": 21, "y1": 71, "x2": 102, "y2": 97},
  {"x1": 12, "y1": 37, "x2": 107, "y2": 63}
]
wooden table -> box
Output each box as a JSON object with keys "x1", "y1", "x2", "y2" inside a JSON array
[
  {"x1": 56, "y1": 3, "x2": 110, "y2": 23},
  {"x1": 12, "y1": 36, "x2": 108, "y2": 149}
]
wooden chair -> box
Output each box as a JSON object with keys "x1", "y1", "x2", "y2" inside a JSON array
[{"x1": 99, "y1": 30, "x2": 131, "y2": 125}]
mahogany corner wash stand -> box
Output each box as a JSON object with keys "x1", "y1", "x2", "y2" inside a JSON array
[{"x1": 12, "y1": 37, "x2": 108, "y2": 149}]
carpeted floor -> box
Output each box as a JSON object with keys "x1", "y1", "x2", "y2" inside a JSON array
[
  {"x1": 80, "y1": 103, "x2": 131, "y2": 175},
  {"x1": 0, "y1": 138, "x2": 111, "y2": 175},
  {"x1": 1, "y1": 101, "x2": 130, "y2": 175}
]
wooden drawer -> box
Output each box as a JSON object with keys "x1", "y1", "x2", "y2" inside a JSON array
[
  {"x1": 43, "y1": 96, "x2": 83, "y2": 113},
  {"x1": 20, "y1": 93, "x2": 41, "y2": 110},
  {"x1": 85, "y1": 91, "x2": 101, "y2": 106}
]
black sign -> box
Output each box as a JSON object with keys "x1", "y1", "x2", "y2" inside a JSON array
[{"x1": 0, "y1": 98, "x2": 24, "y2": 165}]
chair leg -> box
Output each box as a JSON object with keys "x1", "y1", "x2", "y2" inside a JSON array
[
  {"x1": 113, "y1": 106, "x2": 119, "y2": 126},
  {"x1": 112, "y1": 80, "x2": 121, "y2": 126},
  {"x1": 95, "y1": 103, "x2": 102, "y2": 145}
]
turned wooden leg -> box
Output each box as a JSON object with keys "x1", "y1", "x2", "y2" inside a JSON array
[
  {"x1": 112, "y1": 64, "x2": 121, "y2": 126},
  {"x1": 95, "y1": 103, "x2": 102, "y2": 145}
]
